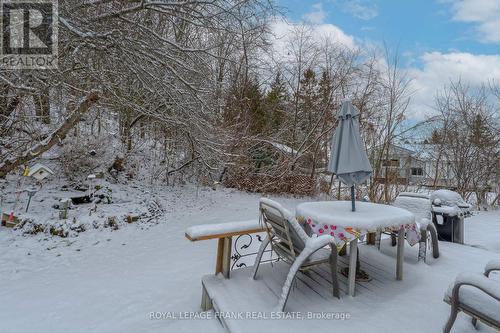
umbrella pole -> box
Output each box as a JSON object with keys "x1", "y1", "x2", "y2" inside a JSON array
[{"x1": 351, "y1": 186, "x2": 355, "y2": 211}]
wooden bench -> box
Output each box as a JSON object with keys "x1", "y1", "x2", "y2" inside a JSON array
[{"x1": 185, "y1": 220, "x2": 266, "y2": 311}]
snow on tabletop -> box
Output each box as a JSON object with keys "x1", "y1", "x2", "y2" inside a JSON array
[
  {"x1": 185, "y1": 219, "x2": 262, "y2": 239},
  {"x1": 295, "y1": 201, "x2": 414, "y2": 230}
]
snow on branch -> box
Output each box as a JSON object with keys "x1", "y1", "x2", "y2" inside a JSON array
[{"x1": 0, "y1": 91, "x2": 100, "y2": 178}]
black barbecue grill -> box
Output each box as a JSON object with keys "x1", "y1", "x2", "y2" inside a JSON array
[{"x1": 430, "y1": 190, "x2": 471, "y2": 244}]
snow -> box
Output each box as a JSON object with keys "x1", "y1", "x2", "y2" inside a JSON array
[
  {"x1": 0, "y1": 179, "x2": 499, "y2": 333},
  {"x1": 0, "y1": 181, "x2": 306, "y2": 333},
  {"x1": 276, "y1": 235, "x2": 334, "y2": 311},
  {"x1": 396, "y1": 192, "x2": 429, "y2": 199},
  {"x1": 202, "y1": 237, "x2": 500, "y2": 333},
  {"x1": 259, "y1": 197, "x2": 309, "y2": 243},
  {"x1": 465, "y1": 210, "x2": 500, "y2": 253},
  {"x1": 185, "y1": 220, "x2": 261, "y2": 240},
  {"x1": 260, "y1": 197, "x2": 295, "y2": 221},
  {"x1": 267, "y1": 141, "x2": 297, "y2": 155},
  {"x1": 392, "y1": 195, "x2": 431, "y2": 225},
  {"x1": 430, "y1": 189, "x2": 469, "y2": 208},
  {"x1": 445, "y1": 273, "x2": 500, "y2": 320},
  {"x1": 27, "y1": 163, "x2": 55, "y2": 178},
  {"x1": 431, "y1": 205, "x2": 460, "y2": 216},
  {"x1": 429, "y1": 189, "x2": 472, "y2": 217},
  {"x1": 452, "y1": 273, "x2": 500, "y2": 296},
  {"x1": 296, "y1": 201, "x2": 415, "y2": 230},
  {"x1": 486, "y1": 260, "x2": 500, "y2": 273}
]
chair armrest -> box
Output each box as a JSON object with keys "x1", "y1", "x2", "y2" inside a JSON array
[
  {"x1": 304, "y1": 235, "x2": 335, "y2": 251},
  {"x1": 416, "y1": 217, "x2": 431, "y2": 228},
  {"x1": 449, "y1": 273, "x2": 500, "y2": 304},
  {"x1": 485, "y1": 260, "x2": 500, "y2": 277}
]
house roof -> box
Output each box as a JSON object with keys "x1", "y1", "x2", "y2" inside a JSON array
[
  {"x1": 367, "y1": 143, "x2": 415, "y2": 155},
  {"x1": 368, "y1": 143, "x2": 452, "y2": 163}
]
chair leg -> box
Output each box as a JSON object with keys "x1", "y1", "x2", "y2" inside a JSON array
[
  {"x1": 471, "y1": 317, "x2": 478, "y2": 329},
  {"x1": 391, "y1": 232, "x2": 397, "y2": 247},
  {"x1": 428, "y1": 224, "x2": 440, "y2": 259},
  {"x1": 418, "y1": 229, "x2": 427, "y2": 262},
  {"x1": 418, "y1": 241, "x2": 427, "y2": 262},
  {"x1": 329, "y1": 246, "x2": 340, "y2": 298},
  {"x1": 277, "y1": 260, "x2": 302, "y2": 311},
  {"x1": 443, "y1": 303, "x2": 459, "y2": 333},
  {"x1": 375, "y1": 229, "x2": 382, "y2": 250},
  {"x1": 251, "y1": 235, "x2": 270, "y2": 280},
  {"x1": 339, "y1": 243, "x2": 347, "y2": 256},
  {"x1": 277, "y1": 247, "x2": 327, "y2": 311}
]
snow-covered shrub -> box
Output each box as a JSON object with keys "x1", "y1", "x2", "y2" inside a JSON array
[
  {"x1": 58, "y1": 134, "x2": 113, "y2": 180},
  {"x1": 14, "y1": 218, "x2": 44, "y2": 235}
]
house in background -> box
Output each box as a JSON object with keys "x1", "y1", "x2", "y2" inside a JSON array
[
  {"x1": 417, "y1": 145, "x2": 456, "y2": 188},
  {"x1": 368, "y1": 144, "x2": 455, "y2": 188}
]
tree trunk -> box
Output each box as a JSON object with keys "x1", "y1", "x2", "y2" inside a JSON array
[
  {"x1": 0, "y1": 91, "x2": 99, "y2": 178},
  {"x1": 34, "y1": 89, "x2": 50, "y2": 124}
]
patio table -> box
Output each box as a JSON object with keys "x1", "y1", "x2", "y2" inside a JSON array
[{"x1": 296, "y1": 201, "x2": 415, "y2": 296}]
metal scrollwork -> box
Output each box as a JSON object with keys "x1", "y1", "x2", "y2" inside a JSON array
[{"x1": 231, "y1": 233, "x2": 277, "y2": 270}]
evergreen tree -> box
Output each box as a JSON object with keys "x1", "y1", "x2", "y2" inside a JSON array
[
  {"x1": 264, "y1": 72, "x2": 289, "y2": 131},
  {"x1": 470, "y1": 113, "x2": 493, "y2": 147},
  {"x1": 297, "y1": 68, "x2": 319, "y2": 130},
  {"x1": 246, "y1": 79, "x2": 266, "y2": 135}
]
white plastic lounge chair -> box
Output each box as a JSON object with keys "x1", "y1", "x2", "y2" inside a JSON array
[
  {"x1": 443, "y1": 260, "x2": 500, "y2": 332},
  {"x1": 386, "y1": 192, "x2": 439, "y2": 261},
  {"x1": 252, "y1": 198, "x2": 340, "y2": 311}
]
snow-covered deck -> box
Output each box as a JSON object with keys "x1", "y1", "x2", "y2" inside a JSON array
[
  {"x1": 201, "y1": 240, "x2": 500, "y2": 333},
  {"x1": 0, "y1": 182, "x2": 499, "y2": 333}
]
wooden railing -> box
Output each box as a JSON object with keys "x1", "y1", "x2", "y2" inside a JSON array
[
  {"x1": 185, "y1": 220, "x2": 266, "y2": 278},
  {"x1": 185, "y1": 220, "x2": 268, "y2": 311}
]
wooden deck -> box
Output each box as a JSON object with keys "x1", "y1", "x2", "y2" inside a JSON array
[
  {"x1": 201, "y1": 242, "x2": 417, "y2": 333},
  {"x1": 199, "y1": 240, "x2": 500, "y2": 333}
]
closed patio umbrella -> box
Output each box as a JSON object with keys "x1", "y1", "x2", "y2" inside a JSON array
[{"x1": 328, "y1": 100, "x2": 372, "y2": 211}]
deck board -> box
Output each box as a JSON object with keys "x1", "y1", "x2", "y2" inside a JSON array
[
  {"x1": 202, "y1": 243, "x2": 408, "y2": 332},
  {"x1": 199, "y1": 240, "x2": 500, "y2": 333}
]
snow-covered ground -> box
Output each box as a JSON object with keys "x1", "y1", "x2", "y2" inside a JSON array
[
  {"x1": 0, "y1": 181, "x2": 499, "y2": 333},
  {"x1": 466, "y1": 211, "x2": 500, "y2": 253}
]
